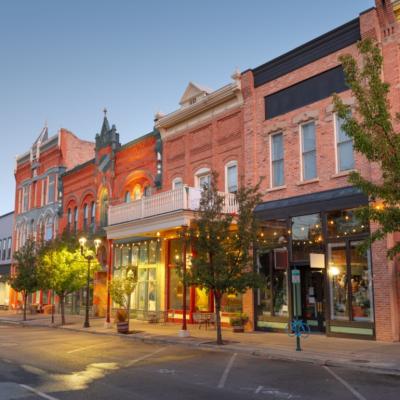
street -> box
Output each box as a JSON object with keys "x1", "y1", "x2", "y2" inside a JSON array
[{"x1": 0, "y1": 325, "x2": 399, "y2": 399}]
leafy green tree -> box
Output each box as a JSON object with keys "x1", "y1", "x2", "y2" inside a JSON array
[
  {"x1": 39, "y1": 236, "x2": 100, "y2": 325},
  {"x1": 184, "y1": 173, "x2": 262, "y2": 345},
  {"x1": 334, "y1": 38, "x2": 400, "y2": 258},
  {"x1": 109, "y1": 265, "x2": 138, "y2": 325},
  {"x1": 9, "y1": 238, "x2": 40, "y2": 321}
]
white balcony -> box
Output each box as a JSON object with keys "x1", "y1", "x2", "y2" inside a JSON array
[{"x1": 108, "y1": 186, "x2": 237, "y2": 227}]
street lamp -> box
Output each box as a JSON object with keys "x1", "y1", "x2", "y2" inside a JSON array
[
  {"x1": 178, "y1": 224, "x2": 190, "y2": 338},
  {"x1": 79, "y1": 236, "x2": 101, "y2": 328}
]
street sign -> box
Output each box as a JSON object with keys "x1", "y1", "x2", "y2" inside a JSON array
[{"x1": 292, "y1": 269, "x2": 300, "y2": 284}]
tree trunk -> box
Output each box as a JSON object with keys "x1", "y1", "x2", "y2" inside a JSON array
[
  {"x1": 60, "y1": 294, "x2": 66, "y2": 325},
  {"x1": 22, "y1": 292, "x2": 27, "y2": 321},
  {"x1": 214, "y1": 291, "x2": 223, "y2": 345}
]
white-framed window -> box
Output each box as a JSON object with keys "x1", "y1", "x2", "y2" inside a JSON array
[
  {"x1": 7, "y1": 237, "x2": 12, "y2": 259},
  {"x1": 335, "y1": 113, "x2": 355, "y2": 172},
  {"x1": 83, "y1": 204, "x2": 89, "y2": 230},
  {"x1": 2, "y1": 239, "x2": 6, "y2": 260},
  {"x1": 124, "y1": 191, "x2": 131, "y2": 203},
  {"x1": 225, "y1": 161, "x2": 238, "y2": 193},
  {"x1": 195, "y1": 168, "x2": 211, "y2": 189},
  {"x1": 41, "y1": 178, "x2": 47, "y2": 207},
  {"x1": 300, "y1": 121, "x2": 317, "y2": 181},
  {"x1": 74, "y1": 207, "x2": 78, "y2": 232},
  {"x1": 47, "y1": 175, "x2": 55, "y2": 203},
  {"x1": 270, "y1": 132, "x2": 284, "y2": 187},
  {"x1": 144, "y1": 186, "x2": 152, "y2": 197},
  {"x1": 91, "y1": 201, "x2": 96, "y2": 225},
  {"x1": 172, "y1": 177, "x2": 183, "y2": 190}
]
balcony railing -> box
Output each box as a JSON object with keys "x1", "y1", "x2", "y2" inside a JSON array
[{"x1": 108, "y1": 186, "x2": 237, "y2": 226}]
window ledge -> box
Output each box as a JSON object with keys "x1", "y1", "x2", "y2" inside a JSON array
[
  {"x1": 266, "y1": 185, "x2": 287, "y2": 193},
  {"x1": 296, "y1": 178, "x2": 320, "y2": 186},
  {"x1": 331, "y1": 169, "x2": 356, "y2": 179}
]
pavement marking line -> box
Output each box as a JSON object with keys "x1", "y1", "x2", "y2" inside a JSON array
[
  {"x1": 255, "y1": 385, "x2": 263, "y2": 394},
  {"x1": 20, "y1": 384, "x2": 60, "y2": 400},
  {"x1": 217, "y1": 352, "x2": 237, "y2": 389},
  {"x1": 126, "y1": 346, "x2": 167, "y2": 367},
  {"x1": 67, "y1": 342, "x2": 110, "y2": 354},
  {"x1": 324, "y1": 366, "x2": 367, "y2": 400}
]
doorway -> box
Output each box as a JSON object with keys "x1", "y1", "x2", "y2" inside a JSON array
[{"x1": 295, "y1": 266, "x2": 325, "y2": 332}]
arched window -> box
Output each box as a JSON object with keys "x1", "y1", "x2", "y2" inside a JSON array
[
  {"x1": 99, "y1": 189, "x2": 109, "y2": 227},
  {"x1": 91, "y1": 201, "x2": 96, "y2": 232},
  {"x1": 124, "y1": 191, "x2": 131, "y2": 203},
  {"x1": 44, "y1": 215, "x2": 53, "y2": 241},
  {"x1": 195, "y1": 168, "x2": 211, "y2": 189},
  {"x1": 83, "y1": 204, "x2": 88, "y2": 231},
  {"x1": 67, "y1": 208, "x2": 72, "y2": 232},
  {"x1": 172, "y1": 177, "x2": 183, "y2": 190},
  {"x1": 74, "y1": 207, "x2": 78, "y2": 233},
  {"x1": 225, "y1": 161, "x2": 238, "y2": 193},
  {"x1": 133, "y1": 184, "x2": 142, "y2": 200},
  {"x1": 144, "y1": 186, "x2": 152, "y2": 197}
]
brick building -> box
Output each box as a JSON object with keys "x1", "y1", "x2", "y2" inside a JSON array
[
  {"x1": 0, "y1": 211, "x2": 13, "y2": 308},
  {"x1": 11, "y1": 126, "x2": 94, "y2": 308},
  {"x1": 241, "y1": 0, "x2": 400, "y2": 340}
]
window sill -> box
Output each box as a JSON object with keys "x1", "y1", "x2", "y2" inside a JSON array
[
  {"x1": 266, "y1": 185, "x2": 287, "y2": 193},
  {"x1": 331, "y1": 169, "x2": 356, "y2": 179},
  {"x1": 296, "y1": 178, "x2": 320, "y2": 186}
]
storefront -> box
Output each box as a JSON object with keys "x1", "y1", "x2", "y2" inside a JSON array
[
  {"x1": 254, "y1": 187, "x2": 374, "y2": 339},
  {"x1": 0, "y1": 265, "x2": 10, "y2": 309}
]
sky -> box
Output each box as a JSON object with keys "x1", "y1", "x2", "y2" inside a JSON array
[{"x1": 0, "y1": 0, "x2": 374, "y2": 215}]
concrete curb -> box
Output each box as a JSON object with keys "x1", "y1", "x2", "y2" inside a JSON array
[{"x1": 2, "y1": 318, "x2": 400, "y2": 377}]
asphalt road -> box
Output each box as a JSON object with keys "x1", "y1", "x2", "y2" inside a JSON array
[{"x1": 0, "y1": 324, "x2": 399, "y2": 400}]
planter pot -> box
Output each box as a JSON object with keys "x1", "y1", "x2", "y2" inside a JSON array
[
  {"x1": 117, "y1": 321, "x2": 129, "y2": 334},
  {"x1": 232, "y1": 325, "x2": 244, "y2": 333},
  {"x1": 352, "y1": 306, "x2": 365, "y2": 318}
]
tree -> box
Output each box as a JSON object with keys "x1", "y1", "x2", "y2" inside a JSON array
[
  {"x1": 183, "y1": 173, "x2": 262, "y2": 345},
  {"x1": 39, "y1": 236, "x2": 100, "y2": 325},
  {"x1": 9, "y1": 238, "x2": 40, "y2": 321},
  {"x1": 109, "y1": 265, "x2": 138, "y2": 326},
  {"x1": 333, "y1": 38, "x2": 400, "y2": 258}
]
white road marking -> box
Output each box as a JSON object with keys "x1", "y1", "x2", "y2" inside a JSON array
[
  {"x1": 20, "y1": 384, "x2": 60, "y2": 400},
  {"x1": 217, "y1": 352, "x2": 237, "y2": 389},
  {"x1": 67, "y1": 343, "x2": 107, "y2": 354},
  {"x1": 255, "y1": 385, "x2": 263, "y2": 394},
  {"x1": 324, "y1": 366, "x2": 367, "y2": 400},
  {"x1": 126, "y1": 347, "x2": 167, "y2": 367}
]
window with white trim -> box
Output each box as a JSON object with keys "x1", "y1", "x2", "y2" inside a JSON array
[
  {"x1": 47, "y1": 175, "x2": 55, "y2": 203},
  {"x1": 225, "y1": 161, "x2": 238, "y2": 193},
  {"x1": 23, "y1": 185, "x2": 29, "y2": 212},
  {"x1": 271, "y1": 133, "x2": 284, "y2": 187},
  {"x1": 83, "y1": 204, "x2": 89, "y2": 230},
  {"x1": 74, "y1": 207, "x2": 78, "y2": 232},
  {"x1": 124, "y1": 191, "x2": 131, "y2": 203},
  {"x1": 7, "y1": 237, "x2": 11, "y2": 259},
  {"x1": 172, "y1": 177, "x2": 183, "y2": 190},
  {"x1": 300, "y1": 122, "x2": 317, "y2": 181},
  {"x1": 44, "y1": 216, "x2": 53, "y2": 241},
  {"x1": 195, "y1": 168, "x2": 211, "y2": 189},
  {"x1": 41, "y1": 178, "x2": 47, "y2": 206},
  {"x1": 335, "y1": 114, "x2": 354, "y2": 172}
]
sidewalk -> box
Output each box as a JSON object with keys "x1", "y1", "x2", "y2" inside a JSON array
[{"x1": 1, "y1": 310, "x2": 400, "y2": 376}]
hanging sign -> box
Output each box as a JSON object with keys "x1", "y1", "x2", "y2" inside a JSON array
[{"x1": 310, "y1": 253, "x2": 325, "y2": 269}]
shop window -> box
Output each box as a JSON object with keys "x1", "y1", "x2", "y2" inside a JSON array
[
  {"x1": 300, "y1": 122, "x2": 317, "y2": 181},
  {"x1": 195, "y1": 288, "x2": 209, "y2": 312},
  {"x1": 121, "y1": 247, "x2": 130, "y2": 267},
  {"x1": 335, "y1": 114, "x2": 355, "y2": 172},
  {"x1": 225, "y1": 161, "x2": 238, "y2": 193},
  {"x1": 131, "y1": 246, "x2": 139, "y2": 266},
  {"x1": 328, "y1": 241, "x2": 373, "y2": 322},
  {"x1": 172, "y1": 177, "x2": 183, "y2": 190},
  {"x1": 327, "y1": 209, "x2": 368, "y2": 239},
  {"x1": 270, "y1": 133, "x2": 284, "y2": 187},
  {"x1": 291, "y1": 214, "x2": 323, "y2": 262},
  {"x1": 221, "y1": 293, "x2": 242, "y2": 313}
]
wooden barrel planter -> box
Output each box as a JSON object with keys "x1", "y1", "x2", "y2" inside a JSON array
[{"x1": 117, "y1": 321, "x2": 129, "y2": 334}]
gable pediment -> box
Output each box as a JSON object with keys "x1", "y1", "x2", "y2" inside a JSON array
[{"x1": 179, "y1": 82, "x2": 212, "y2": 106}]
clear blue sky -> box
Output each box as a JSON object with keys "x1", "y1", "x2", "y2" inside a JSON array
[{"x1": 0, "y1": 0, "x2": 374, "y2": 215}]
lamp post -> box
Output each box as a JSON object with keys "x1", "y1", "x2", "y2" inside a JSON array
[{"x1": 79, "y1": 237, "x2": 101, "y2": 329}]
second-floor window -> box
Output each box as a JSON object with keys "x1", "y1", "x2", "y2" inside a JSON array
[
  {"x1": 195, "y1": 168, "x2": 211, "y2": 189},
  {"x1": 125, "y1": 191, "x2": 131, "y2": 203},
  {"x1": 23, "y1": 185, "x2": 29, "y2": 212},
  {"x1": 300, "y1": 121, "x2": 317, "y2": 181},
  {"x1": 172, "y1": 177, "x2": 183, "y2": 190},
  {"x1": 7, "y1": 237, "x2": 11, "y2": 259},
  {"x1": 335, "y1": 114, "x2": 355, "y2": 172},
  {"x1": 2, "y1": 239, "x2": 6, "y2": 260},
  {"x1": 226, "y1": 162, "x2": 238, "y2": 193},
  {"x1": 67, "y1": 208, "x2": 72, "y2": 231},
  {"x1": 47, "y1": 175, "x2": 55, "y2": 203},
  {"x1": 91, "y1": 201, "x2": 96, "y2": 230},
  {"x1": 271, "y1": 132, "x2": 284, "y2": 187},
  {"x1": 41, "y1": 179, "x2": 47, "y2": 206}
]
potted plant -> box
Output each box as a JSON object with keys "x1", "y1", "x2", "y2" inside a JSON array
[
  {"x1": 110, "y1": 265, "x2": 138, "y2": 334},
  {"x1": 229, "y1": 313, "x2": 249, "y2": 333}
]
